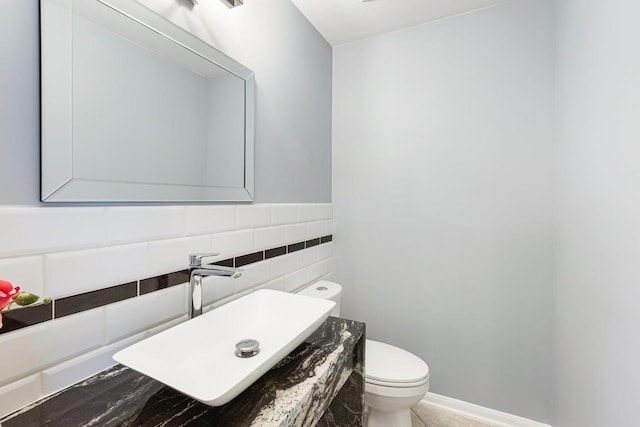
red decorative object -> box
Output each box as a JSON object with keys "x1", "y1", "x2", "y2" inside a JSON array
[{"x1": 0, "y1": 280, "x2": 21, "y2": 329}]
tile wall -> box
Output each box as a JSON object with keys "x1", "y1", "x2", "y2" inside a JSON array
[{"x1": 0, "y1": 203, "x2": 335, "y2": 417}]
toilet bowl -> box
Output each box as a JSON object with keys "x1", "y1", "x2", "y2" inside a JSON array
[
  {"x1": 297, "y1": 281, "x2": 430, "y2": 427},
  {"x1": 364, "y1": 339, "x2": 429, "y2": 427}
]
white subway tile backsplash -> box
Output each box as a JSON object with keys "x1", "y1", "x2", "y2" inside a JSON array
[
  {"x1": 258, "y1": 278, "x2": 285, "y2": 292},
  {"x1": 0, "y1": 207, "x2": 105, "y2": 258},
  {"x1": 236, "y1": 205, "x2": 270, "y2": 229},
  {"x1": 204, "y1": 287, "x2": 254, "y2": 311},
  {"x1": 211, "y1": 230, "x2": 253, "y2": 257},
  {"x1": 185, "y1": 206, "x2": 236, "y2": 235},
  {"x1": 271, "y1": 204, "x2": 297, "y2": 226},
  {"x1": 306, "y1": 263, "x2": 324, "y2": 284},
  {"x1": 104, "y1": 207, "x2": 184, "y2": 245},
  {"x1": 284, "y1": 224, "x2": 307, "y2": 244},
  {"x1": 148, "y1": 236, "x2": 211, "y2": 276},
  {"x1": 0, "y1": 375, "x2": 42, "y2": 418},
  {"x1": 307, "y1": 222, "x2": 324, "y2": 239},
  {"x1": 41, "y1": 332, "x2": 146, "y2": 396},
  {"x1": 323, "y1": 220, "x2": 334, "y2": 235},
  {"x1": 269, "y1": 253, "x2": 298, "y2": 280},
  {"x1": 146, "y1": 315, "x2": 188, "y2": 337},
  {"x1": 254, "y1": 226, "x2": 285, "y2": 250},
  {"x1": 283, "y1": 269, "x2": 309, "y2": 292},
  {"x1": 234, "y1": 261, "x2": 271, "y2": 293},
  {"x1": 0, "y1": 256, "x2": 45, "y2": 299},
  {"x1": 297, "y1": 247, "x2": 319, "y2": 269},
  {"x1": 0, "y1": 309, "x2": 104, "y2": 386},
  {"x1": 202, "y1": 275, "x2": 236, "y2": 306},
  {"x1": 297, "y1": 204, "x2": 318, "y2": 222},
  {"x1": 105, "y1": 285, "x2": 186, "y2": 344},
  {"x1": 318, "y1": 204, "x2": 333, "y2": 220},
  {"x1": 320, "y1": 272, "x2": 335, "y2": 282},
  {"x1": 45, "y1": 244, "x2": 148, "y2": 298},
  {"x1": 307, "y1": 259, "x2": 333, "y2": 283},
  {"x1": 318, "y1": 242, "x2": 334, "y2": 260},
  {"x1": 203, "y1": 293, "x2": 237, "y2": 312},
  {"x1": 326, "y1": 258, "x2": 337, "y2": 275}
]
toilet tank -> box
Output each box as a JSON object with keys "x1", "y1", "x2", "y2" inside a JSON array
[{"x1": 297, "y1": 280, "x2": 342, "y2": 317}]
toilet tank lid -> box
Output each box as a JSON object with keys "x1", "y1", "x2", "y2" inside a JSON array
[
  {"x1": 366, "y1": 340, "x2": 429, "y2": 384},
  {"x1": 297, "y1": 280, "x2": 342, "y2": 300}
]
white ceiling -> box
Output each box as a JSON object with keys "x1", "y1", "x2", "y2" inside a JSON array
[{"x1": 290, "y1": 0, "x2": 509, "y2": 46}]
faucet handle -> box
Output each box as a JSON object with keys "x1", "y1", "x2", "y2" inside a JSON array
[{"x1": 189, "y1": 253, "x2": 221, "y2": 268}]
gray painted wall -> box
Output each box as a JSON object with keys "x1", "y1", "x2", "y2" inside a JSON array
[
  {"x1": 0, "y1": 0, "x2": 332, "y2": 204},
  {"x1": 333, "y1": 0, "x2": 555, "y2": 423},
  {"x1": 555, "y1": 0, "x2": 640, "y2": 425},
  {"x1": 0, "y1": 1, "x2": 40, "y2": 205}
]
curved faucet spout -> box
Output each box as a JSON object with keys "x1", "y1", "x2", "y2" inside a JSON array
[
  {"x1": 191, "y1": 266, "x2": 242, "y2": 279},
  {"x1": 188, "y1": 254, "x2": 242, "y2": 319}
]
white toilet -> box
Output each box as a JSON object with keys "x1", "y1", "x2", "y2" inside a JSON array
[{"x1": 297, "y1": 281, "x2": 430, "y2": 427}]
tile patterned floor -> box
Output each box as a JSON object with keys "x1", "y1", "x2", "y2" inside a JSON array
[{"x1": 411, "y1": 403, "x2": 496, "y2": 427}]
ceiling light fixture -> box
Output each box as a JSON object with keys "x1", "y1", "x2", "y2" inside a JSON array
[
  {"x1": 221, "y1": 0, "x2": 244, "y2": 7},
  {"x1": 191, "y1": 0, "x2": 244, "y2": 7}
]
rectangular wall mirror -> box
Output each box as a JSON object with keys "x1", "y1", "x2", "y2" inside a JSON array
[{"x1": 40, "y1": 0, "x2": 255, "y2": 202}]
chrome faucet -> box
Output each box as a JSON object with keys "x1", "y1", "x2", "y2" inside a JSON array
[{"x1": 188, "y1": 253, "x2": 242, "y2": 319}]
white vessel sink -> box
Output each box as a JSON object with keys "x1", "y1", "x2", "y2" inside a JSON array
[{"x1": 113, "y1": 289, "x2": 335, "y2": 406}]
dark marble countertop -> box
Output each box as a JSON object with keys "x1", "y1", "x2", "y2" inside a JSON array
[{"x1": 1, "y1": 317, "x2": 365, "y2": 427}]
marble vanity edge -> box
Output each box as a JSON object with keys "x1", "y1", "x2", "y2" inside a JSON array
[
  {"x1": 0, "y1": 234, "x2": 333, "y2": 336},
  {"x1": 291, "y1": 348, "x2": 355, "y2": 427},
  {"x1": 251, "y1": 321, "x2": 359, "y2": 426},
  {"x1": 0, "y1": 317, "x2": 365, "y2": 427}
]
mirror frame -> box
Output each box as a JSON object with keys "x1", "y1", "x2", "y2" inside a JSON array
[{"x1": 40, "y1": 0, "x2": 255, "y2": 202}]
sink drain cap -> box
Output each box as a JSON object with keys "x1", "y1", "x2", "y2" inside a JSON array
[{"x1": 235, "y1": 339, "x2": 260, "y2": 358}]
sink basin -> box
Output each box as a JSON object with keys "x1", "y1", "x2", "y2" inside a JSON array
[{"x1": 113, "y1": 289, "x2": 335, "y2": 406}]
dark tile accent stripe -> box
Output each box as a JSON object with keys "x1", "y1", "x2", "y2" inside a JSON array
[
  {"x1": 235, "y1": 251, "x2": 264, "y2": 267},
  {"x1": 0, "y1": 234, "x2": 333, "y2": 335},
  {"x1": 0, "y1": 303, "x2": 53, "y2": 335},
  {"x1": 265, "y1": 246, "x2": 287, "y2": 260},
  {"x1": 213, "y1": 258, "x2": 234, "y2": 268},
  {"x1": 305, "y1": 238, "x2": 320, "y2": 248},
  {"x1": 55, "y1": 282, "x2": 138, "y2": 318},
  {"x1": 140, "y1": 270, "x2": 190, "y2": 295},
  {"x1": 287, "y1": 242, "x2": 305, "y2": 253}
]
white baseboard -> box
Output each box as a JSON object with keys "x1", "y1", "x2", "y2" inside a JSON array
[{"x1": 421, "y1": 393, "x2": 552, "y2": 427}]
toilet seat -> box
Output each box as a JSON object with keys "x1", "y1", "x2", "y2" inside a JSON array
[
  {"x1": 366, "y1": 377, "x2": 428, "y2": 388},
  {"x1": 365, "y1": 379, "x2": 430, "y2": 399},
  {"x1": 365, "y1": 340, "x2": 429, "y2": 387}
]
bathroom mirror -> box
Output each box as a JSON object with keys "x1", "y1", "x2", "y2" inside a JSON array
[{"x1": 40, "y1": 0, "x2": 255, "y2": 202}]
